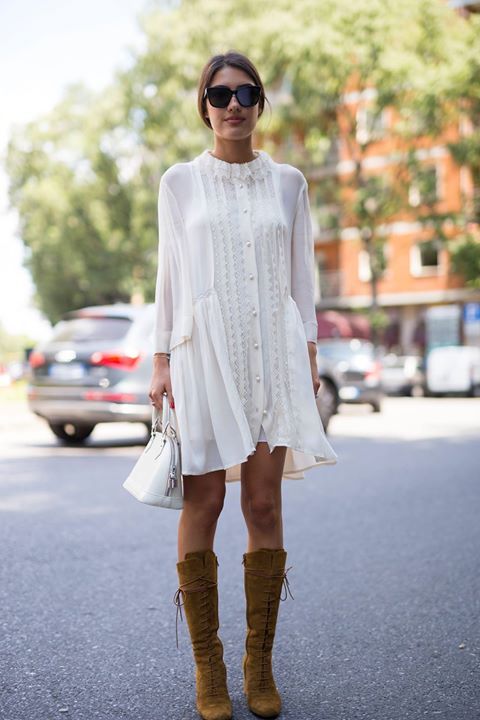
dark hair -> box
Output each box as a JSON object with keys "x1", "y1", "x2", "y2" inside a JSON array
[{"x1": 197, "y1": 50, "x2": 268, "y2": 130}]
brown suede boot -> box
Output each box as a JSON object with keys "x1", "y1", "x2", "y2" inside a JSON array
[
  {"x1": 174, "y1": 549, "x2": 232, "y2": 720},
  {"x1": 242, "y1": 548, "x2": 294, "y2": 718}
]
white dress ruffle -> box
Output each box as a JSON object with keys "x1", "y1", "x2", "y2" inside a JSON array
[{"x1": 169, "y1": 289, "x2": 337, "y2": 482}]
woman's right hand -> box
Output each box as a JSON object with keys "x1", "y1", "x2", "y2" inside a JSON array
[{"x1": 149, "y1": 356, "x2": 174, "y2": 409}]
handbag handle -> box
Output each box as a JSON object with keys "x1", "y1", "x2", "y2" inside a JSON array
[{"x1": 151, "y1": 393, "x2": 176, "y2": 437}]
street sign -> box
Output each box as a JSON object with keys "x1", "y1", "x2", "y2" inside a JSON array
[{"x1": 463, "y1": 302, "x2": 480, "y2": 339}]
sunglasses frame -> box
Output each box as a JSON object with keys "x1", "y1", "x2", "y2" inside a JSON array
[{"x1": 204, "y1": 83, "x2": 262, "y2": 109}]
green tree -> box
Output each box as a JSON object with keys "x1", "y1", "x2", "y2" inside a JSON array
[
  {"x1": 5, "y1": 0, "x2": 478, "y2": 327},
  {"x1": 450, "y1": 234, "x2": 480, "y2": 289},
  {"x1": 6, "y1": 84, "x2": 158, "y2": 323}
]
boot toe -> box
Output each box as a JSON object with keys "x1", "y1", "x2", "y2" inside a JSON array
[
  {"x1": 196, "y1": 698, "x2": 233, "y2": 720},
  {"x1": 247, "y1": 693, "x2": 281, "y2": 718}
]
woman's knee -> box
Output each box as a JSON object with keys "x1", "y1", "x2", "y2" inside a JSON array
[
  {"x1": 183, "y1": 485, "x2": 225, "y2": 525},
  {"x1": 243, "y1": 493, "x2": 281, "y2": 529}
]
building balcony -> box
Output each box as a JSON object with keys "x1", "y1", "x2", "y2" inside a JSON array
[{"x1": 318, "y1": 270, "x2": 344, "y2": 303}]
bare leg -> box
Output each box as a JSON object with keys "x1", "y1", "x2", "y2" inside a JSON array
[
  {"x1": 178, "y1": 468, "x2": 227, "y2": 561},
  {"x1": 240, "y1": 442, "x2": 287, "y2": 551}
]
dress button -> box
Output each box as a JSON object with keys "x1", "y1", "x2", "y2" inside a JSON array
[
  {"x1": 240, "y1": 184, "x2": 244, "y2": 189},
  {"x1": 243, "y1": 208, "x2": 248, "y2": 213},
  {"x1": 263, "y1": 409, "x2": 267, "y2": 415},
  {"x1": 249, "y1": 273, "x2": 254, "y2": 280},
  {"x1": 252, "y1": 309, "x2": 257, "y2": 316},
  {"x1": 253, "y1": 342, "x2": 259, "y2": 348},
  {"x1": 255, "y1": 375, "x2": 261, "y2": 382},
  {"x1": 246, "y1": 241, "x2": 251, "y2": 247}
]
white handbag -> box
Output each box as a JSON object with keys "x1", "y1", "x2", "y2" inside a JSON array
[{"x1": 123, "y1": 394, "x2": 183, "y2": 509}]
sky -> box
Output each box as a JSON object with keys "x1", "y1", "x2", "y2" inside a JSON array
[{"x1": 0, "y1": 0, "x2": 149, "y2": 340}]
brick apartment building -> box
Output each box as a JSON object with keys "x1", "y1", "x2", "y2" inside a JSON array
[{"x1": 310, "y1": 0, "x2": 480, "y2": 354}]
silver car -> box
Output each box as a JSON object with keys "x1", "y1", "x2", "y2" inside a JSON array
[
  {"x1": 27, "y1": 304, "x2": 155, "y2": 443},
  {"x1": 381, "y1": 354, "x2": 425, "y2": 396},
  {"x1": 28, "y1": 303, "x2": 341, "y2": 444},
  {"x1": 317, "y1": 338, "x2": 383, "y2": 412}
]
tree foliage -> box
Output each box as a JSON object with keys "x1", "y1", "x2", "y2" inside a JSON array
[{"x1": 4, "y1": 0, "x2": 479, "y2": 323}]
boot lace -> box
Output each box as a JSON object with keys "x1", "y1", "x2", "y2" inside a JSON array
[
  {"x1": 243, "y1": 563, "x2": 294, "y2": 691},
  {"x1": 173, "y1": 575, "x2": 224, "y2": 698}
]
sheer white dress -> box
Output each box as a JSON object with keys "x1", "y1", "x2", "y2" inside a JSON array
[{"x1": 154, "y1": 148, "x2": 338, "y2": 481}]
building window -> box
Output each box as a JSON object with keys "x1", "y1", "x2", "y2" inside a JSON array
[
  {"x1": 408, "y1": 165, "x2": 439, "y2": 207},
  {"x1": 312, "y1": 205, "x2": 340, "y2": 236},
  {"x1": 410, "y1": 240, "x2": 442, "y2": 276},
  {"x1": 356, "y1": 106, "x2": 387, "y2": 144},
  {"x1": 358, "y1": 243, "x2": 389, "y2": 282}
]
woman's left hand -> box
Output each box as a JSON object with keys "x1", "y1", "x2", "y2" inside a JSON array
[{"x1": 307, "y1": 341, "x2": 322, "y2": 397}]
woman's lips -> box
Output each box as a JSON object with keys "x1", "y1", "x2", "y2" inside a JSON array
[{"x1": 225, "y1": 118, "x2": 244, "y2": 124}]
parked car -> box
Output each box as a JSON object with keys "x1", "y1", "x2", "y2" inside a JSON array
[
  {"x1": 315, "y1": 354, "x2": 342, "y2": 432},
  {"x1": 27, "y1": 304, "x2": 155, "y2": 443},
  {"x1": 317, "y1": 338, "x2": 383, "y2": 412},
  {"x1": 27, "y1": 302, "x2": 341, "y2": 444},
  {"x1": 425, "y1": 345, "x2": 480, "y2": 396},
  {"x1": 380, "y1": 354, "x2": 426, "y2": 396}
]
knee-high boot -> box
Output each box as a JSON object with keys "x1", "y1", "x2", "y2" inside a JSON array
[
  {"x1": 242, "y1": 548, "x2": 294, "y2": 718},
  {"x1": 174, "y1": 549, "x2": 232, "y2": 720}
]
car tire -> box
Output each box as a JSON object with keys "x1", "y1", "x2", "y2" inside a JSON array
[
  {"x1": 48, "y1": 421, "x2": 96, "y2": 444},
  {"x1": 411, "y1": 384, "x2": 424, "y2": 397},
  {"x1": 469, "y1": 383, "x2": 480, "y2": 398},
  {"x1": 316, "y1": 378, "x2": 338, "y2": 432}
]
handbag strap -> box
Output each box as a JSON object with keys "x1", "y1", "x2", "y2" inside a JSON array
[{"x1": 151, "y1": 393, "x2": 177, "y2": 437}]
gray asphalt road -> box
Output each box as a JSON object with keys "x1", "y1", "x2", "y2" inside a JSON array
[{"x1": 0, "y1": 398, "x2": 479, "y2": 720}]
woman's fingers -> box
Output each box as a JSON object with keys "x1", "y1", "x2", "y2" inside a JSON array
[
  {"x1": 149, "y1": 383, "x2": 166, "y2": 408},
  {"x1": 164, "y1": 379, "x2": 175, "y2": 409},
  {"x1": 149, "y1": 387, "x2": 174, "y2": 409}
]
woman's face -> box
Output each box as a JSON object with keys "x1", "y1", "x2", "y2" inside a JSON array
[{"x1": 204, "y1": 65, "x2": 260, "y2": 142}]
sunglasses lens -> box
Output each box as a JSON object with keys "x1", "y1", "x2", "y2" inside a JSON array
[
  {"x1": 207, "y1": 87, "x2": 232, "y2": 108},
  {"x1": 206, "y1": 85, "x2": 261, "y2": 108},
  {"x1": 237, "y1": 85, "x2": 261, "y2": 107}
]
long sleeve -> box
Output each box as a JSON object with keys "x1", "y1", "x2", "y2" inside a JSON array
[
  {"x1": 291, "y1": 178, "x2": 318, "y2": 342},
  {"x1": 153, "y1": 176, "x2": 175, "y2": 353}
]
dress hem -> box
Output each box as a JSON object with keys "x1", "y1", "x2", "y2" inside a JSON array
[{"x1": 181, "y1": 441, "x2": 338, "y2": 480}]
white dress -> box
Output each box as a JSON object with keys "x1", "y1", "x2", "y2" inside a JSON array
[{"x1": 154, "y1": 148, "x2": 338, "y2": 481}]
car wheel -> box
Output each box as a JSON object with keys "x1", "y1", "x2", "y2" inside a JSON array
[
  {"x1": 469, "y1": 383, "x2": 480, "y2": 398},
  {"x1": 316, "y1": 379, "x2": 338, "y2": 432},
  {"x1": 48, "y1": 421, "x2": 96, "y2": 444}
]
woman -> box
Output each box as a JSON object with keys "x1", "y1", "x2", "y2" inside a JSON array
[{"x1": 149, "y1": 51, "x2": 338, "y2": 720}]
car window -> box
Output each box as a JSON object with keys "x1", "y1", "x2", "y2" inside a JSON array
[
  {"x1": 318, "y1": 342, "x2": 374, "y2": 361},
  {"x1": 383, "y1": 356, "x2": 407, "y2": 368},
  {"x1": 51, "y1": 317, "x2": 132, "y2": 342}
]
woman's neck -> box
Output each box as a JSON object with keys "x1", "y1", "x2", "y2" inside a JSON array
[{"x1": 210, "y1": 139, "x2": 257, "y2": 164}]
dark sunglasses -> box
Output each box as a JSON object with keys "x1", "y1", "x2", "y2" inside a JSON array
[{"x1": 204, "y1": 83, "x2": 262, "y2": 108}]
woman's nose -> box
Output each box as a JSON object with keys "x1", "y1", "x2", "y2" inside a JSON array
[{"x1": 227, "y1": 94, "x2": 241, "y2": 110}]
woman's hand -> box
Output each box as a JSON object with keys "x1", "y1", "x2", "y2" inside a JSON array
[
  {"x1": 307, "y1": 341, "x2": 322, "y2": 398},
  {"x1": 149, "y1": 355, "x2": 175, "y2": 409}
]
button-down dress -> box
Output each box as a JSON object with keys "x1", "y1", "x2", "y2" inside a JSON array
[{"x1": 154, "y1": 148, "x2": 338, "y2": 481}]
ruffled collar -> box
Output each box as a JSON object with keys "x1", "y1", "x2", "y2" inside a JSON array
[{"x1": 197, "y1": 148, "x2": 271, "y2": 180}]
